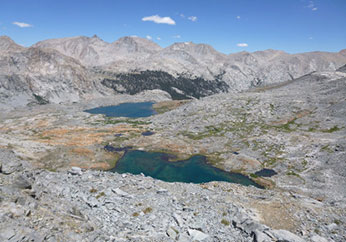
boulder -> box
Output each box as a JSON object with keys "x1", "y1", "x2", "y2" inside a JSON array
[
  {"x1": 252, "y1": 230, "x2": 273, "y2": 242},
  {"x1": 68, "y1": 166, "x2": 82, "y2": 175},
  {"x1": 0, "y1": 227, "x2": 16, "y2": 240},
  {"x1": 270, "y1": 229, "x2": 305, "y2": 242},
  {"x1": 14, "y1": 174, "x2": 32, "y2": 189},
  {"x1": 188, "y1": 229, "x2": 209, "y2": 241},
  {"x1": 166, "y1": 226, "x2": 179, "y2": 240},
  {"x1": 0, "y1": 149, "x2": 23, "y2": 174},
  {"x1": 311, "y1": 235, "x2": 329, "y2": 242}
]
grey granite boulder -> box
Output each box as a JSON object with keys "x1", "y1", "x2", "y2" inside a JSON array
[{"x1": 0, "y1": 149, "x2": 23, "y2": 174}]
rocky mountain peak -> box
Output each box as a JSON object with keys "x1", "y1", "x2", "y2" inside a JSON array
[
  {"x1": 113, "y1": 36, "x2": 142, "y2": 52},
  {"x1": 252, "y1": 49, "x2": 288, "y2": 61},
  {"x1": 253, "y1": 49, "x2": 286, "y2": 56},
  {"x1": 112, "y1": 36, "x2": 162, "y2": 53},
  {"x1": 0, "y1": 35, "x2": 13, "y2": 43},
  {"x1": 34, "y1": 35, "x2": 112, "y2": 66},
  {"x1": 34, "y1": 35, "x2": 106, "y2": 48},
  {"x1": 194, "y1": 43, "x2": 220, "y2": 55},
  {"x1": 0, "y1": 35, "x2": 25, "y2": 53},
  {"x1": 161, "y1": 42, "x2": 226, "y2": 64},
  {"x1": 170, "y1": 42, "x2": 221, "y2": 56},
  {"x1": 168, "y1": 42, "x2": 195, "y2": 50}
]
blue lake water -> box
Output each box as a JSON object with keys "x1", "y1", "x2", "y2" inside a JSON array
[
  {"x1": 141, "y1": 131, "x2": 155, "y2": 136},
  {"x1": 254, "y1": 168, "x2": 277, "y2": 177},
  {"x1": 110, "y1": 150, "x2": 263, "y2": 188},
  {"x1": 84, "y1": 102, "x2": 156, "y2": 118}
]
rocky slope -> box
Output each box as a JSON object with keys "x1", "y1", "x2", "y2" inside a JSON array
[
  {"x1": 0, "y1": 69, "x2": 345, "y2": 241},
  {"x1": 148, "y1": 70, "x2": 346, "y2": 203},
  {"x1": 0, "y1": 150, "x2": 340, "y2": 242},
  {"x1": 0, "y1": 37, "x2": 117, "y2": 108}
]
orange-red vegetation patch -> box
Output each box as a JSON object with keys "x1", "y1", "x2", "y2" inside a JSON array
[
  {"x1": 36, "y1": 125, "x2": 142, "y2": 146},
  {"x1": 36, "y1": 119, "x2": 50, "y2": 128},
  {"x1": 70, "y1": 147, "x2": 94, "y2": 158}
]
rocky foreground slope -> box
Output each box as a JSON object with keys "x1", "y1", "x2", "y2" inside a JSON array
[
  {"x1": 0, "y1": 67, "x2": 345, "y2": 241},
  {"x1": 0, "y1": 154, "x2": 331, "y2": 242},
  {"x1": 1, "y1": 35, "x2": 346, "y2": 107}
]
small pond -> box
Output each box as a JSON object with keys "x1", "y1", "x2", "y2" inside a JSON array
[
  {"x1": 142, "y1": 131, "x2": 155, "y2": 136},
  {"x1": 85, "y1": 102, "x2": 156, "y2": 118},
  {"x1": 109, "y1": 150, "x2": 263, "y2": 188},
  {"x1": 254, "y1": 168, "x2": 277, "y2": 177}
]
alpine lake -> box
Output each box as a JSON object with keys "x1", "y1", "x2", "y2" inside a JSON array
[
  {"x1": 85, "y1": 102, "x2": 156, "y2": 118},
  {"x1": 85, "y1": 102, "x2": 263, "y2": 188}
]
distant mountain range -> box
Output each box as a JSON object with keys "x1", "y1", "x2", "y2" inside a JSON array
[{"x1": 1, "y1": 35, "x2": 346, "y2": 107}]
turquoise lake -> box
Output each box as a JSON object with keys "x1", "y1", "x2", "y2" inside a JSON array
[
  {"x1": 85, "y1": 102, "x2": 156, "y2": 118},
  {"x1": 110, "y1": 150, "x2": 263, "y2": 188}
]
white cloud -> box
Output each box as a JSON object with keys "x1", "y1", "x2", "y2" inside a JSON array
[
  {"x1": 237, "y1": 43, "x2": 248, "y2": 47},
  {"x1": 156, "y1": 37, "x2": 161, "y2": 40},
  {"x1": 180, "y1": 13, "x2": 185, "y2": 18},
  {"x1": 173, "y1": 35, "x2": 181, "y2": 39},
  {"x1": 236, "y1": 16, "x2": 241, "y2": 19},
  {"x1": 142, "y1": 15, "x2": 176, "y2": 25},
  {"x1": 146, "y1": 35, "x2": 152, "y2": 40},
  {"x1": 306, "y1": 1, "x2": 317, "y2": 11},
  {"x1": 12, "y1": 21, "x2": 33, "y2": 28},
  {"x1": 188, "y1": 16, "x2": 197, "y2": 22}
]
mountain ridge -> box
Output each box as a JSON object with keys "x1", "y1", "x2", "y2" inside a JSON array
[
  {"x1": 4, "y1": 34, "x2": 346, "y2": 56},
  {"x1": 1, "y1": 35, "x2": 346, "y2": 107}
]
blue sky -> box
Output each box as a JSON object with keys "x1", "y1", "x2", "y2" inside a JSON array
[{"x1": 1, "y1": 0, "x2": 345, "y2": 54}]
